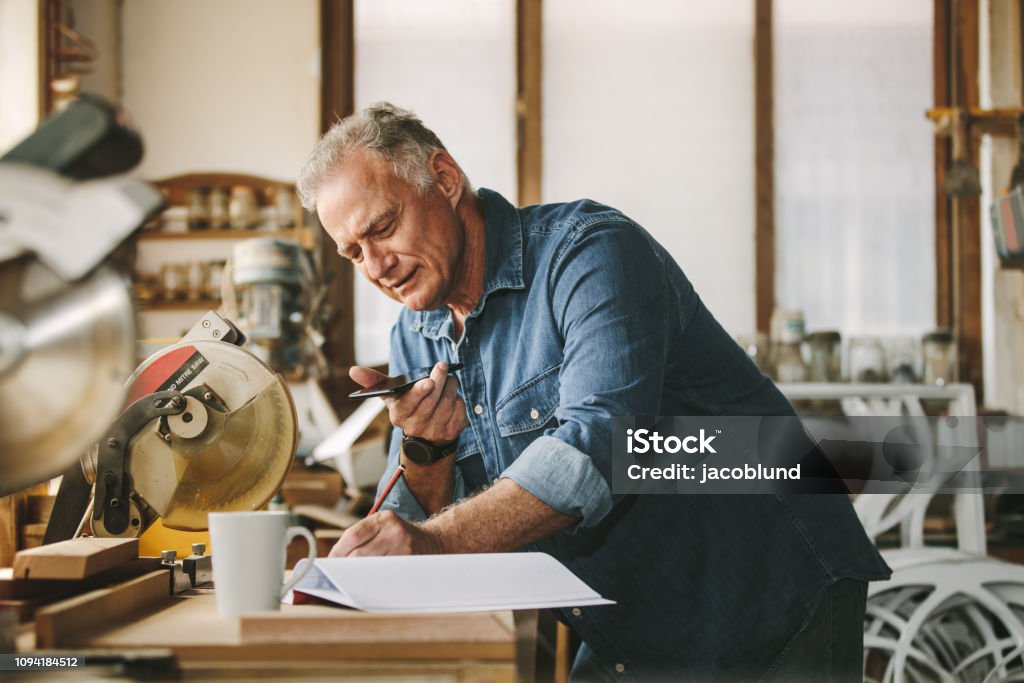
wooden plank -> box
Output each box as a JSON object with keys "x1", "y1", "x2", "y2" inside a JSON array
[
  {"x1": 320, "y1": 0, "x2": 354, "y2": 132},
  {"x1": 0, "y1": 557, "x2": 161, "y2": 600},
  {"x1": 34, "y1": 570, "x2": 169, "y2": 649},
  {"x1": 292, "y1": 504, "x2": 359, "y2": 530},
  {"x1": 934, "y1": 0, "x2": 984, "y2": 401},
  {"x1": 516, "y1": 0, "x2": 543, "y2": 206},
  {"x1": 13, "y1": 537, "x2": 138, "y2": 580},
  {"x1": 957, "y1": 0, "x2": 984, "y2": 401},
  {"x1": 241, "y1": 610, "x2": 514, "y2": 650},
  {"x1": 81, "y1": 593, "x2": 519, "y2": 664},
  {"x1": 318, "y1": 0, "x2": 357, "y2": 408},
  {"x1": 0, "y1": 495, "x2": 21, "y2": 568},
  {"x1": 934, "y1": 0, "x2": 952, "y2": 330},
  {"x1": 25, "y1": 495, "x2": 54, "y2": 526},
  {"x1": 19, "y1": 523, "x2": 46, "y2": 550},
  {"x1": 755, "y1": 0, "x2": 775, "y2": 335}
]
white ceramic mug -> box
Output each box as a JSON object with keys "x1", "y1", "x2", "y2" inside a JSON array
[{"x1": 208, "y1": 510, "x2": 316, "y2": 618}]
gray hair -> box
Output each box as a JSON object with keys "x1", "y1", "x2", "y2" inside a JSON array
[{"x1": 297, "y1": 102, "x2": 453, "y2": 211}]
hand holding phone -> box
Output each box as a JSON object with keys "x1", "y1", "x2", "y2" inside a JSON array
[{"x1": 348, "y1": 363, "x2": 464, "y2": 399}]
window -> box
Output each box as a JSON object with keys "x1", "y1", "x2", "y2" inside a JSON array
[
  {"x1": 774, "y1": 0, "x2": 935, "y2": 337},
  {"x1": 353, "y1": 0, "x2": 516, "y2": 365}
]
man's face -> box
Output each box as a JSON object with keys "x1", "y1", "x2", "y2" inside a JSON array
[{"x1": 316, "y1": 148, "x2": 464, "y2": 311}]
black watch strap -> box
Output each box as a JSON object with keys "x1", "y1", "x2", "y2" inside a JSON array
[{"x1": 401, "y1": 435, "x2": 456, "y2": 465}]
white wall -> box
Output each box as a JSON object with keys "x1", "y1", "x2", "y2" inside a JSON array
[
  {"x1": 542, "y1": 0, "x2": 756, "y2": 335},
  {"x1": 121, "y1": 0, "x2": 320, "y2": 181},
  {"x1": 0, "y1": 0, "x2": 39, "y2": 153},
  {"x1": 115, "y1": 0, "x2": 321, "y2": 344}
]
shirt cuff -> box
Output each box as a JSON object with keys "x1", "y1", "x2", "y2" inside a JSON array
[
  {"x1": 378, "y1": 462, "x2": 467, "y2": 522},
  {"x1": 499, "y1": 435, "x2": 613, "y2": 528}
]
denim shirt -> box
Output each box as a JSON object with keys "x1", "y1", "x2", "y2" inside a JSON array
[{"x1": 376, "y1": 188, "x2": 890, "y2": 681}]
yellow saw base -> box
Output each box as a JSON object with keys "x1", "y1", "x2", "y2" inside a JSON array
[{"x1": 139, "y1": 518, "x2": 210, "y2": 559}]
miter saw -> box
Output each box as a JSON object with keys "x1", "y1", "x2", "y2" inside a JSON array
[
  {"x1": 75, "y1": 310, "x2": 297, "y2": 539},
  {"x1": 0, "y1": 96, "x2": 299, "y2": 542}
]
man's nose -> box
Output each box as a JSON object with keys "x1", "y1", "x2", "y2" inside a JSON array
[{"x1": 363, "y1": 247, "x2": 396, "y2": 281}]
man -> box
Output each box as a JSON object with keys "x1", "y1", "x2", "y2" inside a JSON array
[{"x1": 298, "y1": 103, "x2": 890, "y2": 682}]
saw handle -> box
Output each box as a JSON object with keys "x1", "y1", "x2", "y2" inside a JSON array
[{"x1": 93, "y1": 389, "x2": 188, "y2": 536}]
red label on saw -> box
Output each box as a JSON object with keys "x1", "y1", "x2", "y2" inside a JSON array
[{"x1": 126, "y1": 345, "x2": 210, "y2": 406}]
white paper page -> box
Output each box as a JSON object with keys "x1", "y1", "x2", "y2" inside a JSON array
[
  {"x1": 290, "y1": 552, "x2": 614, "y2": 613},
  {"x1": 284, "y1": 559, "x2": 358, "y2": 606}
]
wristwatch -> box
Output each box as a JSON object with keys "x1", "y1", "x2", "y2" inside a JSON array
[{"x1": 401, "y1": 434, "x2": 457, "y2": 465}]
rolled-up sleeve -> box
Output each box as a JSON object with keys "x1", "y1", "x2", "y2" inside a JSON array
[{"x1": 500, "y1": 435, "x2": 613, "y2": 527}]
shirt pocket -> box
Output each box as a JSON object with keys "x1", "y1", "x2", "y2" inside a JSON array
[{"x1": 495, "y1": 364, "x2": 561, "y2": 440}]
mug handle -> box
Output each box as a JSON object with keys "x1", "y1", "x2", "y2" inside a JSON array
[{"x1": 281, "y1": 526, "x2": 317, "y2": 598}]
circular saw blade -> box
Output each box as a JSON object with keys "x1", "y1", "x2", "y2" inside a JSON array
[
  {"x1": 0, "y1": 259, "x2": 135, "y2": 495},
  {"x1": 123, "y1": 339, "x2": 297, "y2": 530}
]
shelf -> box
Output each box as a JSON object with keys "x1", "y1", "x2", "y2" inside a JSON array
[
  {"x1": 137, "y1": 227, "x2": 310, "y2": 242},
  {"x1": 926, "y1": 106, "x2": 1021, "y2": 138}
]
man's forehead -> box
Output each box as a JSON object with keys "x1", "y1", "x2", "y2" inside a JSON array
[{"x1": 319, "y1": 153, "x2": 399, "y2": 235}]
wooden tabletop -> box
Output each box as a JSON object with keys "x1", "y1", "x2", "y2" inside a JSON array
[{"x1": 22, "y1": 586, "x2": 536, "y2": 682}]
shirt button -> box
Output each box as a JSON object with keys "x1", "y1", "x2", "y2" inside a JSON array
[
  {"x1": 615, "y1": 663, "x2": 625, "y2": 673},
  {"x1": 450, "y1": 341, "x2": 457, "y2": 352},
  {"x1": 571, "y1": 608, "x2": 581, "y2": 617},
  {"x1": 474, "y1": 404, "x2": 484, "y2": 415},
  {"x1": 529, "y1": 408, "x2": 539, "y2": 420}
]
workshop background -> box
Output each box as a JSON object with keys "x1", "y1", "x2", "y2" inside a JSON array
[{"x1": 2, "y1": 0, "x2": 1024, "y2": 681}]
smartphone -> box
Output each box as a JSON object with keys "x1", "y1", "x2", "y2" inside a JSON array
[{"x1": 348, "y1": 363, "x2": 464, "y2": 400}]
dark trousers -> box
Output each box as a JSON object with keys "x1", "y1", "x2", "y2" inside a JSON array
[
  {"x1": 570, "y1": 578, "x2": 868, "y2": 683},
  {"x1": 757, "y1": 578, "x2": 867, "y2": 683}
]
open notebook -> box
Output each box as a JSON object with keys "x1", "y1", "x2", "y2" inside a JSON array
[{"x1": 285, "y1": 552, "x2": 614, "y2": 613}]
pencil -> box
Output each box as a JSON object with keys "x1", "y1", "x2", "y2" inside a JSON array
[{"x1": 369, "y1": 464, "x2": 405, "y2": 514}]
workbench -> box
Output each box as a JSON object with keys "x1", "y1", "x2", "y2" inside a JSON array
[{"x1": 14, "y1": 585, "x2": 538, "y2": 681}]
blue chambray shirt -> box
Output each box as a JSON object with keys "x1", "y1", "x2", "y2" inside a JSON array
[{"x1": 375, "y1": 188, "x2": 890, "y2": 681}]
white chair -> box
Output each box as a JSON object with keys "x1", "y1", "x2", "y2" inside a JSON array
[{"x1": 780, "y1": 383, "x2": 1024, "y2": 683}]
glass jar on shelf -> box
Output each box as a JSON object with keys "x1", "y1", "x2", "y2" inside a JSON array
[
  {"x1": 770, "y1": 309, "x2": 807, "y2": 383},
  {"x1": 886, "y1": 337, "x2": 918, "y2": 384},
  {"x1": 273, "y1": 185, "x2": 297, "y2": 229},
  {"x1": 208, "y1": 187, "x2": 230, "y2": 230},
  {"x1": 159, "y1": 263, "x2": 188, "y2": 300},
  {"x1": 185, "y1": 187, "x2": 209, "y2": 230},
  {"x1": 922, "y1": 329, "x2": 957, "y2": 386},
  {"x1": 806, "y1": 331, "x2": 842, "y2": 382},
  {"x1": 207, "y1": 260, "x2": 226, "y2": 301},
  {"x1": 849, "y1": 337, "x2": 886, "y2": 383},
  {"x1": 229, "y1": 186, "x2": 260, "y2": 230}
]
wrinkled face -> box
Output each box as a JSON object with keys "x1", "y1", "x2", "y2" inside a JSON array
[{"x1": 316, "y1": 148, "x2": 465, "y2": 311}]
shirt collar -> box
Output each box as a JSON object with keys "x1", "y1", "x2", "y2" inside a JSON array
[{"x1": 414, "y1": 188, "x2": 524, "y2": 339}]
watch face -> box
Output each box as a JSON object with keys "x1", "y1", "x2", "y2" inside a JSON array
[{"x1": 403, "y1": 437, "x2": 435, "y2": 465}]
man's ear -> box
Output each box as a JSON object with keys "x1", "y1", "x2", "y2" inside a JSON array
[{"x1": 430, "y1": 150, "x2": 464, "y2": 209}]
